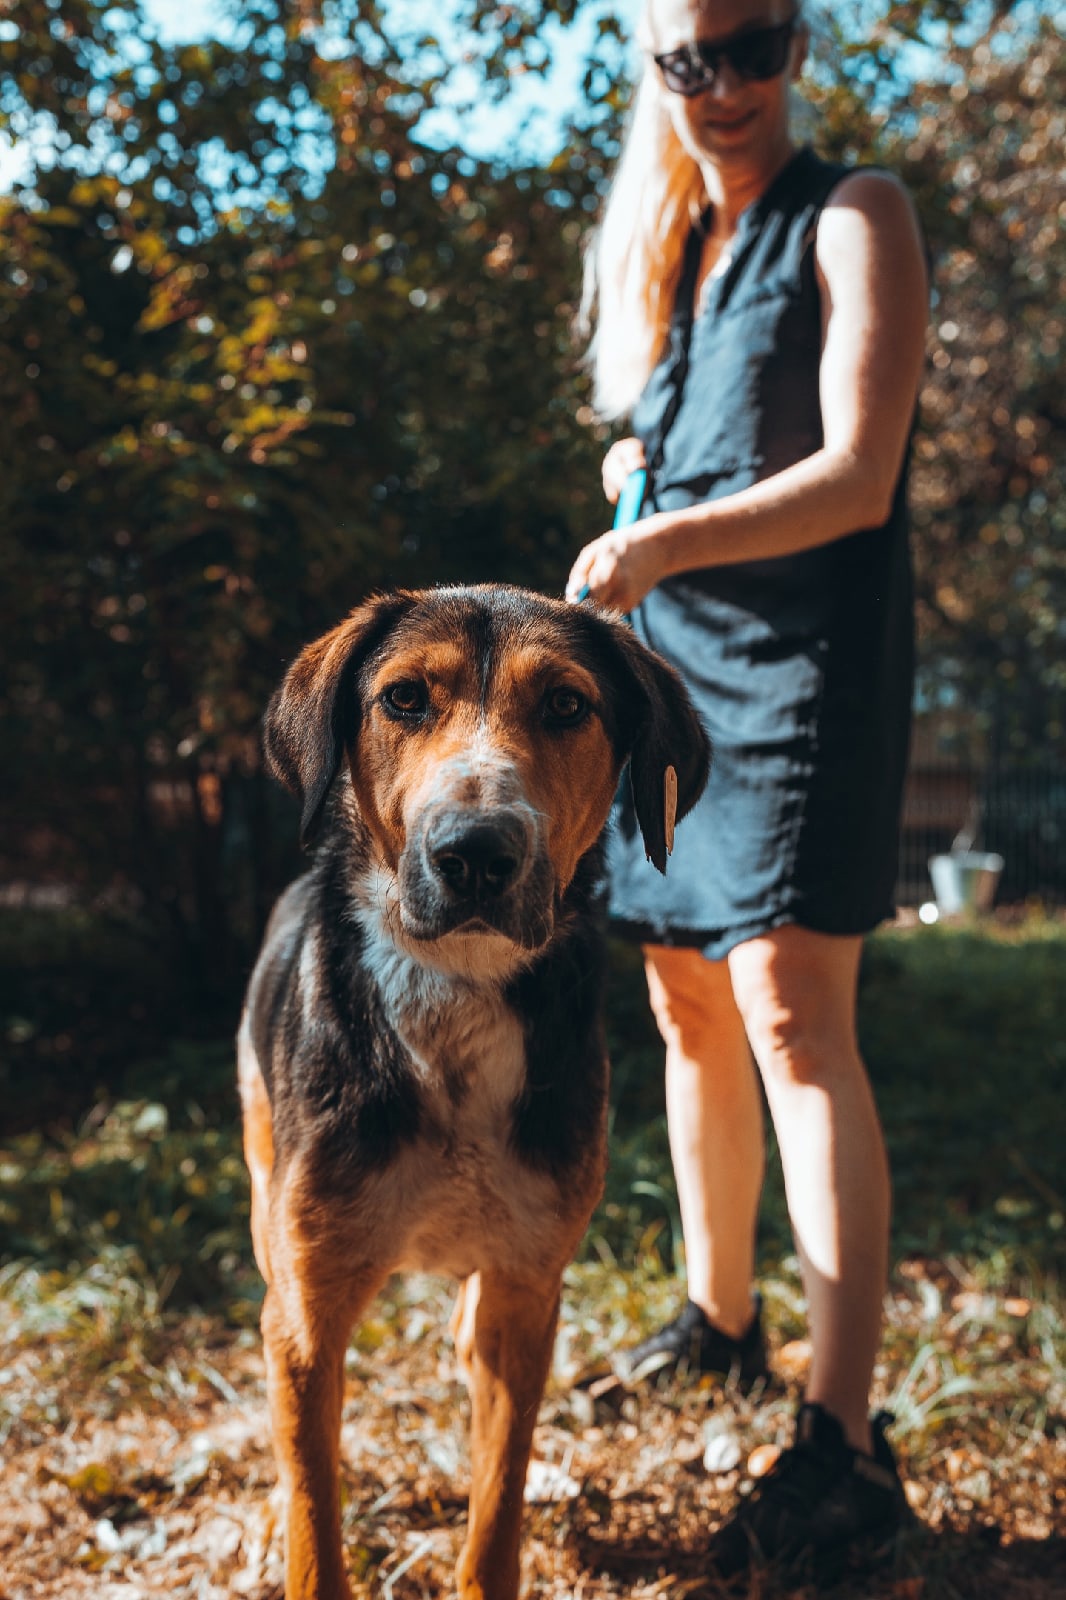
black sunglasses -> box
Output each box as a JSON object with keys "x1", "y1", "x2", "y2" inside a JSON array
[{"x1": 653, "y1": 17, "x2": 798, "y2": 97}]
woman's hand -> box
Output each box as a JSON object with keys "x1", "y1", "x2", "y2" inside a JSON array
[
  {"x1": 566, "y1": 517, "x2": 669, "y2": 613},
  {"x1": 565, "y1": 436, "x2": 660, "y2": 611},
  {"x1": 601, "y1": 436, "x2": 647, "y2": 503}
]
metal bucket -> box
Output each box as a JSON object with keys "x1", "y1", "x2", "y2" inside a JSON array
[{"x1": 928, "y1": 851, "x2": 1005, "y2": 916}]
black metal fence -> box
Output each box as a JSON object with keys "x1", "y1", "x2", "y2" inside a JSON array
[{"x1": 898, "y1": 761, "x2": 1066, "y2": 908}]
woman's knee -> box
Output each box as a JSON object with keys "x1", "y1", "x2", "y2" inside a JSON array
[
  {"x1": 643, "y1": 944, "x2": 740, "y2": 1057},
  {"x1": 733, "y1": 991, "x2": 832, "y2": 1087},
  {"x1": 727, "y1": 930, "x2": 862, "y2": 1088}
]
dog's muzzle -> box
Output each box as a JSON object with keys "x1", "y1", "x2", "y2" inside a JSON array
[{"x1": 400, "y1": 802, "x2": 554, "y2": 949}]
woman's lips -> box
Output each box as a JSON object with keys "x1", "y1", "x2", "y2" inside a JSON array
[{"x1": 704, "y1": 109, "x2": 758, "y2": 133}]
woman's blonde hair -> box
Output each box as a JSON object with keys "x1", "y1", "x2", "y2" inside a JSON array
[
  {"x1": 582, "y1": 2, "x2": 806, "y2": 421},
  {"x1": 582, "y1": 67, "x2": 708, "y2": 421}
]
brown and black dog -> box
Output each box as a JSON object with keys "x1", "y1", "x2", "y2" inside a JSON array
[{"x1": 238, "y1": 584, "x2": 709, "y2": 1600}]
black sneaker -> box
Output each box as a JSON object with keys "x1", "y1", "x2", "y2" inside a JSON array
[
  {"x1": 706, "y1": 1402, "x2": 908, "y2": 1580},
  {"x1": 615, "y1": 1293, "x2": 768, "y2": 1389}
]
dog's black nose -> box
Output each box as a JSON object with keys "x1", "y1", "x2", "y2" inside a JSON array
[{"x1": 430, "y1": 817, "x2": 526, "y2": 902}]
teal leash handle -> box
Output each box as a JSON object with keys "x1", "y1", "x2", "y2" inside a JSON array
[
  {"x1": 613, "y1": 466, "x2": 647, "y2": 529},
  {"x1": 575, "y1": 467, "x2": 648, "y2": 602}
]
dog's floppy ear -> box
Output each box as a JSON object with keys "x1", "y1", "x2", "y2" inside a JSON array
[
  {"x1": 595, "y1": 618, "x2": 711, "y2": 874},
  {"x1": 263, "y1": 591, "x2": 417, "y2": 848}
]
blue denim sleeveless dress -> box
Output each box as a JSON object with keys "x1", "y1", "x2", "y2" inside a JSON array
[{"x1": 607, "y1": 147, "x2": 914, "y2": 957}]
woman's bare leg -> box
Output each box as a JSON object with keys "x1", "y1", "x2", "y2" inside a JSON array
[
  {"x1": 644, "y1": 945, "x2": 764, "y2": 1339},
  {"x1": 727, "y1": 926, "x2": 890, "y2": 1454}
]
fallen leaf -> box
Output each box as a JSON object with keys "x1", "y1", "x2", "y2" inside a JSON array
[
  {"x1": 747, "y1": 1444, "x2": 781, "y2": 1478},
  {"x1": 776, "y1": 1339, "x2": 812, "y2": 1380},
  {"x1": 524, "y1": 1457, "x2": 581, "y2": 1503},
  {"x1": 702, "y1": 1428, "x2": 742, "y2": 1474},
  {"x1": 946, "y1": 1448, "x2": 980, "y2": 1483}
]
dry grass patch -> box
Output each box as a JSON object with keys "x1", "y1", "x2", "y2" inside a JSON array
[{"x1": 0, "y1": 1255, "x2": 1062, "y2": 1599}]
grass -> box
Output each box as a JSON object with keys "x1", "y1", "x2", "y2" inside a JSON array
[{"x1": 1, "y1": 911, "x2": 1064, "y2": 1596}]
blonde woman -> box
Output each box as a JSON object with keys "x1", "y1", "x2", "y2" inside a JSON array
[{"x1": 567, "y1": 0, "x2": 928, "y2": 1578}]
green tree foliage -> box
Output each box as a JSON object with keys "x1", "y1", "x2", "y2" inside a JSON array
[
  {"x1": 0, "y1": 0, "x2": 609, "y2": 982},
  {"x1": 893, "y1": 19, "x2": 1065, "y2": 753},
  {"x1": 1, "y1": 0, "x2": 1062, "y2": 983}
]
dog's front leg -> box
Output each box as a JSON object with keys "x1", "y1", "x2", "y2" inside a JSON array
[
  {"x1": 261, "y1": 1277, "x2": 356, "y2": 1600},
  {"x1": 455, "y1": 1269, "x2": 562, "y2": 1600},
  {"x1": 261, "y1": 1178, "x2": 382, "y2": 1600}
]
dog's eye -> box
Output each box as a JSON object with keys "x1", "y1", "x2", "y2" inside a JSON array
[
  {"x1": 544, "y1": 687, "x2": 588, "y2": 727},
  {"x1": 382, "y1": 681, "x2": 428, "y2": 718}
]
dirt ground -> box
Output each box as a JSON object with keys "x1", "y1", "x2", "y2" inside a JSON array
[{"x1": 2, "y1": 1276, "x2": 1063, "y2": 1600}]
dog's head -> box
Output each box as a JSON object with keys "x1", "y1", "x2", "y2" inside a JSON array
[{"x1": 263, "y1": 585, "x2": 709, "y2": 964}]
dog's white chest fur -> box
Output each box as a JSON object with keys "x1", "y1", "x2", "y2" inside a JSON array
[
  {"x1": 360, "y1": 928, "x2": 559, "y2": 1279},
  {"x1": 366, "y1": 936, "x2": 527, "y2": 1123}
]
